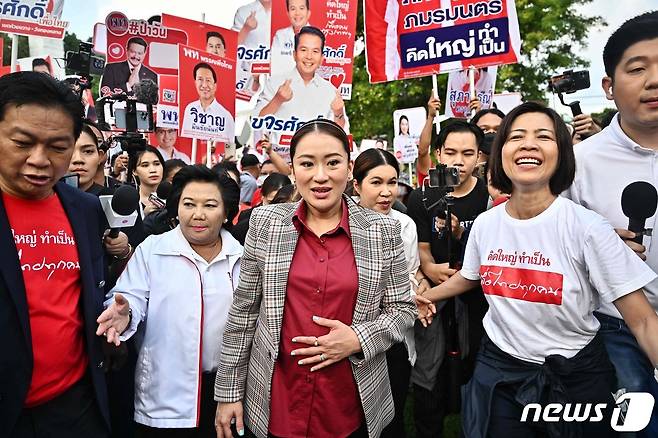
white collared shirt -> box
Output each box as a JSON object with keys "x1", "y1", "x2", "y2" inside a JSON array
[
  {"x1": 181, "y1": 99, "x2": 235, "y2": 143},
  {"x1": 156, "y1": 146, "x2": 191, "y2": 164},
  {"x1": 563, "y1": 113, "x2": 658, "y2": 318},
  {"x1": 255, "y1": 67, "x2": 346, "y2": 124},
  {"x1": 232, "y1": 0, "x2": 271, "y2": 49},
  {"x1": 270, "y1": 26, "x2": 296, "y2": 75}
]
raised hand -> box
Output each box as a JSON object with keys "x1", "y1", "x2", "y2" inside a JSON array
[
  {"x1": 245, "y1": 11, "x2": 258, "y2": 30},
  {"x1": 275, "y1": 79, "x2": 294, "y2": 103}
]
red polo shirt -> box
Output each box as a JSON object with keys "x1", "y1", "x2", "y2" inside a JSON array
[
  {"x1": 269, "y1": 200, "x2": 363, "y2": 438},
  {"x1": 3, "y1": 192, "x2": 87, "y2": 407}
]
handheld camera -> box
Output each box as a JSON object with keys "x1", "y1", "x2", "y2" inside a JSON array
[{"x1": 547, "y1": 69, "x2": 590, "y2": 116}]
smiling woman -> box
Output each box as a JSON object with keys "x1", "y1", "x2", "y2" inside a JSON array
[
  {"x1": 214, "y1": 119, "x2": 416, "y2": 438},
  {"x1": 418, "y1": 102, "x2": 658, "y2": 438},
  {"x1": 96, "y1": 165, "x2": 243, "y2": 435}
]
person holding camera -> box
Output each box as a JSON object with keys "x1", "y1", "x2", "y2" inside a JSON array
[
  {"x1": 406, "y1": 120, "x2": 489, "y2": 437},
  {"x1": 563, "y1": 11, "x2": 658, "y2": 436}
]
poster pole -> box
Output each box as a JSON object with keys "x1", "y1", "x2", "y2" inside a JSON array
[
  {"x1": 468, "y1": 66, "x2": 476, "y2": 118},
  {"x1": 432, "y1": 74, "x2": 440, "y2": 134},
  {"x1": 191, "y1": 138, "x2": 198, "y2": 164},
  {"x1": 207, "y1": 139, "x2": 213, "y2": 168},
  {"x1": 10, "y1": 34, "x2": 18, "y2": 73}
]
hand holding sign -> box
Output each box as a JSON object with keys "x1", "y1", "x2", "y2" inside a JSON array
[
  {"x1": 275, "y1": 79, "x2": 294, "y2": 103},
  {"x1": 427, "y1": 95, "x2": 441, "y2": 118}
]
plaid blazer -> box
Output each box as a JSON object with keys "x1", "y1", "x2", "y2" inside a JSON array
[{"x1": 215, "y1": 195, "x2": 416, "y2": 437}]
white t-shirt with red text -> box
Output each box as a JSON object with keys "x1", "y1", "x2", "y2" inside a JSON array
[{"x1": 461, "y1": 196, "x2": 656, "y2": 364}]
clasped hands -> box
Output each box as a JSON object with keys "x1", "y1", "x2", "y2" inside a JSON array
[{"x1": 290, "y1": 315, "x2": 361, "y2": 372}]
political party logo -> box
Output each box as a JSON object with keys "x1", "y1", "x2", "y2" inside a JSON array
[{"x1": 105, "y1": 11, "x2": 128, "y2": 36}]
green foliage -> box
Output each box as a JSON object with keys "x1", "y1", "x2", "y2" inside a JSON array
[
  {"x1": 1, "y1": 34, "x2": 30, "y2": 65},
  {"x1": 347, "y1": 0, "x2": 605, "y2": 141}
]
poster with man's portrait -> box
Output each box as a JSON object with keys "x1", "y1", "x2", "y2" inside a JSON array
[
  {"x1": 178, "y1": 44, "x2": 236, "y2": 143},
  {"x1": 100, "y1": 11, "x2": 187, "y2": 97},
  {"x1": 162, "y1": 14, "x2": 238, "y2": 60},
  {"x1": 269, "y1": 0, "x2": 358, "y2": 99}
]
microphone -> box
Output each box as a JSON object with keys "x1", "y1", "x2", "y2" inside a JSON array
[
  {"x1": 148, "y1": 181, "x2": 172, "y2": 210},
  {"x1": 133, "y1": 79, "x2": 159, "y2": 105},
  {"x1": 621, "y1": 181, "x2": 658, "y2": 244},
  {"x1": 100, "y1": 185, "x2": 140, "y2": 238}
]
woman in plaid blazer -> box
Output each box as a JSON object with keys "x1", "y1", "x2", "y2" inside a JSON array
[{"x1": 214, "y1": 119, "x2": 417, "y2": 438}]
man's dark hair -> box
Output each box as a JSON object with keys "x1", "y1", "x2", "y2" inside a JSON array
[
  {"x1": 434, "y1": 119, "x2": 484, "y2": 152},
  {"x1": 471, "y1": 108, "x2": 506, "y2": 127},
  {"x1": 286, "y1": 0, "x2": 310, "y2": 8},
  {"x1": 262, "y1": 173, "x2": 292, "y2": 197},
  {"x1": 240, "y1": 154, "x2": 260, "y2": 169},
  {"x1": 294, "y1": 26, "x2": 325, "y2": 51},
  {"x1": 32, "y1": 58, "x2": 50, "y2": 71},
  {"x1": 603, "y1": 11, "x2": 658, "y2": 79},
  {"x1": 261, "y1": 159, "x2": 273, "y2": 167},
  {"x1": 164, "y1": 159, "x2": 187, "y2": 181},
  {"x1": 206, "y1": 31, "x2": 226, "y2": 47},
  {"x1": 489, "y1": 102, "x2": 575, "y2": 196},
  {"x1": 212, "y1": 160, "x2": 240, "y2": 183},
  {"x1": 193, "y1": 62, "x2": 217, "y2": 83},
  {"x1": 0, "y1": 71, "x2": 84, "y2": 139},
  {"x1": 167, "y1": 164, "x2": 240, "y2": 227},
  {"x1": 127, "y1": 37, "x2": 148, "y2": 50}
]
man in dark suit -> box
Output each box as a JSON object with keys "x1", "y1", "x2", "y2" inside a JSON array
[
  {"x1": 0, "y1": 72, "x2": 129, "y2": 437},
  {"x1": 100, "y1": 36, "x2": 158, "y2": 97}
]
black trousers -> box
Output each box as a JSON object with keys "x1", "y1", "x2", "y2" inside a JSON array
[
  {"x1": 381, "y1": 342, "x2": 412, "y2": 438},
  {"x1": 11, "y1": 373, "x2": 109, "y2": 438},
  {"x1": 135, "y1": 372, "x2": 218, "y2": 438}
]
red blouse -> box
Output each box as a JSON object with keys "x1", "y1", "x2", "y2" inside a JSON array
[{"x1": 268, "y1": 200, "x2": 363, "y2": 438}]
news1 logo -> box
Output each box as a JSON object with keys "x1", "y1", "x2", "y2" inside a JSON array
[{"x1": 520, "y1": 392, "x2": 654, "y2": 432}]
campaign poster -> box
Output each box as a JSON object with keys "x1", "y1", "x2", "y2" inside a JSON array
[
  {"x1": 156, "y1": 74, "x2": 179, "y2": 129},
  {"x1": 232, "y1": 1, "x2": 271, "y2": 101},
  {"x1": 445, "y1": 66, "x2": 497, "y2": 118},
  {"x1": 178, "y1": 44, "x2": 236, "y2": 143},
  {"x1": 363, "y1": 0, "x2": 521, "y2": 83},
  {"x1": 492, "y1": 91, "x2": 522, "y2": 114},
  {"x1": 0, "y1": 0, "x2": 68, "y2": 39},
  {"x1": 393, "y1": 107, "x2": 425, "y2": 164},
  {"x1": 161, "y1": 14, "x2": 238, "y2": 61},
  {"x1": 269, "y1": 0, "x2": 358, "y2": 99},
  {"x1": 100, "y1": 11, "x2": 188, "y2": 97}
]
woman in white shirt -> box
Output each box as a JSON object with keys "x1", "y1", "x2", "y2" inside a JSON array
[
  {"x1": 352, "y1": 147, "x2": 432, "y2": 437},
  {"x1": 97, "y1": 165, "x2": 243, "y2": 436},
  {"x1": 418, "y1": 102, "x2": 658, "y2": 438}
]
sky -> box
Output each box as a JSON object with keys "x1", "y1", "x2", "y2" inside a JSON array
[{"x1": 62, "y1": 0, "x2": 658, "y2": 117}]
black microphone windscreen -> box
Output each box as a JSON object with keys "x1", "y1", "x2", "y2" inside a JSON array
[
  {"x1": 111, "y1": 185, "x2": 140, "y2": 216},
  {"x1": 156, "y1": 181, "x2": 173, "y2": 200},
  {"x1": 133, "y1": 79, "x2": 159, "y2": 105},
  {"x1": 621, "y1": 181, "x2": 658, "y2": 219}
]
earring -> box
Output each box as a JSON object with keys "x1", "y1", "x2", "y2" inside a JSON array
[{"x1": 223, "y1": 219, "x2": 228, "y2": 223}]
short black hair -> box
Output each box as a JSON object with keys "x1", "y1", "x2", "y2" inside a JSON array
[
  {"x1": 32, "y1": 58, "x2": 50, "y2": 70},
  {"x1": 286, "y1": 0, "x2": 310, "y2": 8},
  {"x1": 0, "y1": 71, "x2": 84, "y2": 140},
  {"x1": 167, "y1": 164, "x2": 240, "y2": 228},
  {"x1": 212, "y1": 160, "x2": 240, "y2": 182},
  {"x1": 193, "y1": 62, "x2": 217, "y2": 83},
  {"x1": 489, "y1": 102, "x2": 575, "y2": 196},
  {"x1": 353, "y1": 148, "x2": 400, "y2": 183},
  {"x1": 240, "y1": 154, "x2": 260, "y2": 169},
  {"x1": 261, "y1": 159, "x2": 274, "y2": 167},
  {"x1": 435, "y1": 119, "x2": 483, "y2": 152},
  {"x1": 471, "y1": 108, "x2": 506, "y2": 127},
  {"x1": 603, "y1": 11, "x2": 658, "y2": 79},
  {"x1": 127, "y1": 37, "x2": 148, "y2": 50},
  {"x1": 290, "y1": 118, "x2": 350, "y2": 160},
  {"x1": 294, "y1": 26, "x2": 325, "y2": 51},
  {"x1": 164, "y1": 159, "x2": 187, "y2": 181},
  {"x1": 262, "y1": 173, "x2": 292, "y2": 197},
  {"x1": 206, "y1": 31, "x2": 226, "y2": 47}
]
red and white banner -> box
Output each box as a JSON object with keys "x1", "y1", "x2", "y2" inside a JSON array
[
  {"x1": 480, "y1": 265, "x2": 563, "y2": 305},
  {"x1": 161, "y1": 14, "x2": 238, "y2": 61},
  {"x1": 156, "y1": 74, "x2": 179, "y2": 129},
  {"x1": 364, "y1": 0, "x2": 521, "y2": 83},
  {"x1": 0, "y1": 0, "x2": 68, "y2": 39},
  {"x1": 178, "y1": 44, "x2": 236, "y2": 143},
  {"x1": 100, "y1": 11, "x2": 188, "y2": 96},
  {"x1": 269, "y1": 0, "x2": 358, "y2": 99},
  {"x1": 445, "y1": 66, "x2": 497, "y2": 118}
]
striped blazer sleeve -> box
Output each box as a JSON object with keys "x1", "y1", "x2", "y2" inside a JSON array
[
  {"x1": 214, "y1": 209, "x2": 269, "y2": 403},
  {"x1": 351, "y1": 218, "x2": 417, "y2": 362}
]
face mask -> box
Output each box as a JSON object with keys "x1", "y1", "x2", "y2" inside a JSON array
[{"x1": 257, "y1": 175, "x2": 267, "y2": 186}]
